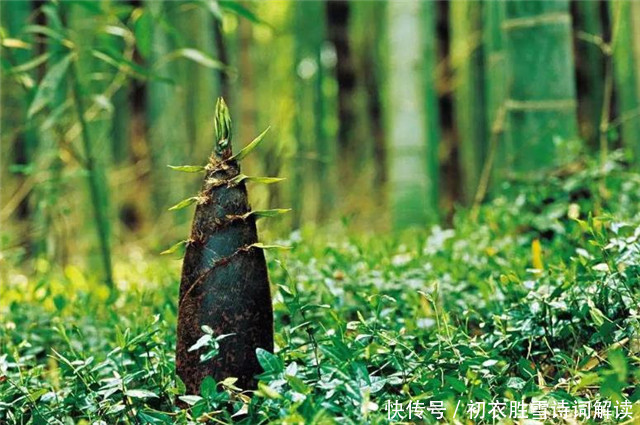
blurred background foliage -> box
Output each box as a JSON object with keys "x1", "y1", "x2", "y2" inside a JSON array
[{"x1": 1, "y1": 0, "x2": 640, "y2": 284}]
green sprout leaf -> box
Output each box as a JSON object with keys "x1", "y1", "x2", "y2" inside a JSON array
[
  {"x1": 230, "y1": 126, "x2": 271, "y2": 161},
  {"x1": 168, "y1": 196, "x2": 200, "y2": 211},
  {"x1": 229, "y1": 174, "x2": 285, "y2": 185},
  {"x1": 239, "y1": 209, "x2": 291, "y2": 220},
  {"x1": 160, "y1": 240, "x2": 188, "y2": 255},
  {"x1": 168, "y1": 165, "x2": 207, "y2": 173},
  {"x1": 249, "y1": 243, "x2": 291, "y2": 250}
]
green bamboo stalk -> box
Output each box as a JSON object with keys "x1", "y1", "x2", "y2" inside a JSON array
[
  {"x1": 450, "y1": 1, "x2": 486, "y2": 202},
  {"x1": 145, "y1": 0, "x2": 188, "y2": 216},
  {"x1": 502, "y1": 0, "x2": 579, "y2": 175},
  {"x1": 358, "y1": 2, "x2": 387, "y2": 193},
  {"x1": 291, "y1": 0, "x2": 308, "y2": 229},
  {"x1": 633, "y1": 2, "x2": 640, "y2": 109},
  {"x1": 386, "y1": 0, "x2": 439, "y2": 229},
  {"x1": 67, "y1": 3, "x2": 116, "y2": 283},
  {"x1": 609, "y1": 1, "x2": 640, "y2": 166},
  {"x1": 176, "y1": 4, "x2": 218, "y2": 161},
  {"x1": 34, "y1": 3, "x2": 68, "y2": 259},
  {"x1": 2, "y1": 1, "x2": 38, "y2": 225},
  {"x1": 69, "y1": 61, "x2": 115, "y2": 289},
  {"x1": 313, "y1": 1, "x2": 333, "y2": 222},
  {"x1": 482, "y1": 0, "x2": 506, "y2": 182},
  {"x1": 326, "y1": 0, "x2": 358, "y2": 190},
  {"x1": 574, "y1": 1, "x2": 605, "y2": 147},
  {"x1": 291, "y1": 0, "x2": 333, "y2": 225}
]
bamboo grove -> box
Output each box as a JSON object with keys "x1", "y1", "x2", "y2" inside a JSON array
[{"x1": 2, "y1": 1, "x2": 640, "y2": 287}]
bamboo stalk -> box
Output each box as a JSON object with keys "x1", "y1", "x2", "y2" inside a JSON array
[
  {"x1": 574, "y1": 1, "x2": 605, "y2": 147},
  {"x1": 359, "y1": 2, "x2": 387, "y2": 194},
  {"x1": 386, "y1": 0, "x2": 439, "y2": 229},
  {"x1": 482, "y1": 0, "x2": 506, "y2": 184},
  {"x1": 2, "y1": 1, "x2": 38, "y2": 227},
  {"x1": 145, "y1": 0, "x2": 188, "y2": 216},
  {"x1": 69, "y1": 60, "x2": 114, "y2": 289},
  {"x1": 450, "y1": 0, "x2": 486, "y2": 202},
  {"x1": 502, "y1": 0, "x2": 579, "y2": 175},
  {"x1": 313, "y1": 1, "x2": 333, "y2": 222},
  {"x1": 326, "y1": 0, "x2": 358, "y2": 192},
  {"x1": 176, "y1": 4, "x2": 218, "y2": 161},
  {"x1": 609, "y1": 1, "x2": 640, "y2": 166}
]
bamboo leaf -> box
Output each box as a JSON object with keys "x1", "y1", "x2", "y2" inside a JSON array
[
  {"x1": 161, "y1": 48, "x2": 225, "y2": 70},
  {"x1": 229, "y1": 174, "x2": 285, "y2": 185},
  {"x1": 219, "y1": 1, "x2": 263, "y2": 24},
  {"x1": 168, "y1": 196, "x2": 200, "y2": 211},
  {"x1": 168, "y1": 165, "x2": 207, "y2": 173},
  {"x1": 230, "y1": 127, "x2": 271, "y2": 161},
  {"x1": 23, "y1": 25, "x2": 67, "y2": 43},
  {"x1": 161, "y1": 240, "x2": 188, "y2": 255},
  {"x1": 10, "y1": 52, "x2": 51, "y2": 74},
  {"x1": 2, "y1": 38, "x2": 31, "y2": 49},
  {"x1": 203, "y1": 0, "x2": 224, "y2": 21},
  {"x1": 27, "y1": 54, "x2": 73, "y2": 118}
]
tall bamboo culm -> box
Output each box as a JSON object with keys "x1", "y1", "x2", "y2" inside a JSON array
[
  {"x1": 450, "y1": 1, "x2": 486, "y2": 202},
  {"x1": 574, "y1": 1, "x2": 605, "y2": 147},
  {"x1": 292, "y1": 0, "x2": 333, "y2": 225},
  {"x1": 609, "y1": 1, "x2": 640, "y2": 166},
  {"x1": 502, "y1": 1, "x2": 579, "y2": 175},
  {"x1": 386, "y1": 0, "x2": 439, "y2": 229},
  {"x1": 68, "y1": 3, "x2": 115, "y2": 287},
  {"x1": 2, "y1": 1, "x2": 38, "y2": 232},
  {"x1": 482, "y1": 0, "x2": 506, "y2": 188},
  {"x1": 145, "y1": 1, "x2": 189, "y2": 221}
]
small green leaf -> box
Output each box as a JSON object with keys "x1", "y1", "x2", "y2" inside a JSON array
[
  {"x1": 188, "y1": 334, "x2": 212, "y2": 352},
  {"x1": 168, "y1": 196, "x2": 200, "y2": 211},
  {"x1": 256, "y1": 348, "x2": 283, "y2": 374},
  {"x1": 256, "y1": 382, "x2": 282, "y2": 399},
  {"x1": 178, "y1": 395, "x2": 202, "y2": 406},
  {"x1": 160, "y1": 240, "x2": 187, "y2": 255},
  {"x1": 28, "y1": 54, "x2": 73, "y2": 118},
  {"x1": 200, "y1": 376, "x2": 217, "y2": 398},
  {"x1": 125, "y1": 389, "x2": 158, "y2": 399},
  {"x1": 168, "y1": 165, "x2": 206, "y2": 173},
  {"x1": 229, "y1": 174, "x2": 285, "y2": 185},
  {"x1": 230, "y1": 127, "x2": 271, "y2": 161}
]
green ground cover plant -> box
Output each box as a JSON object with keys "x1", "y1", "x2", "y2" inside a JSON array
[{"x1": 2, "y1": 152, "x2": 639, "y2": 424}]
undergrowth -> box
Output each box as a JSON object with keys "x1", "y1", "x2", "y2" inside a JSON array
[{"x1": 1, "y1": 154, "x2": 640, "y2": 424}]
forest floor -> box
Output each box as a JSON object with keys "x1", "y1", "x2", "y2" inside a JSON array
[{"x1": 1, "y1": 155, "x2": 640, "y2": 424}]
